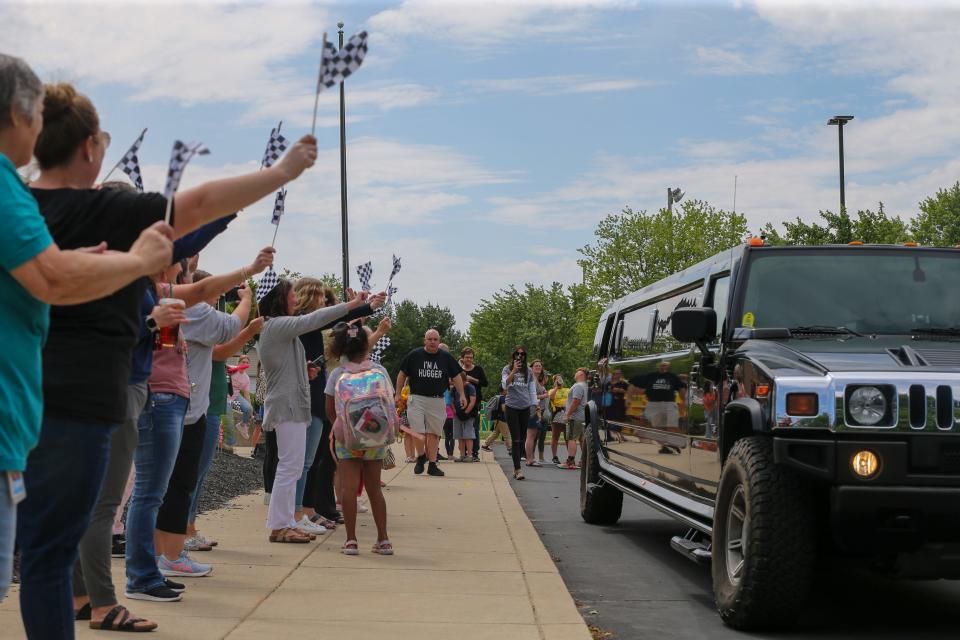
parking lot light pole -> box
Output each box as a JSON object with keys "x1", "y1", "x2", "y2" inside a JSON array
[{"x1": 827, "y1": 115, "x2": 854, "y2": 212}]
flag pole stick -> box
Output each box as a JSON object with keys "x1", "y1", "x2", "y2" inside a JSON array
[
  {"x1": 271, "y1": 223, "x2": 279, "y2": 248},
  {"x1": 163, "y1": 196, "x2": 173, "y2": 226},
  {"x1": 101, "y1": 127, "x2": 147, "y2": 184},
  {"x1": 310, "y1": 33, "x2": 327, "y2": 137}
]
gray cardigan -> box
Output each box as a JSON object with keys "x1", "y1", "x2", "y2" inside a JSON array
[{"x1": 259, "y1": 303, "x2": 349, "y2": 430}]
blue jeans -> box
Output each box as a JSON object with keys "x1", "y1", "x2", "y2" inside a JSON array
[
  {"x1": 188, "y1": 413, "x2": 222, "y2": 525},
  {"x1": 235, "y1": 395, "x2": 252, "y2": 425},
  {"x1": 0, "y1": 481, "x2": 15, "y2": 601},
  {"x1": 295, "y1": 416, "x2": 324, "y2": 511},
  {"x1": 17, "y1": 416, "x2": 116, "y2": 639},
  {"x1": 125, "y1": 393, "x2": 188, "y2": 593}
]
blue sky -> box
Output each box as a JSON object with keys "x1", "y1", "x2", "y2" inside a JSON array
[{"x1": 5, "y1": 1, "x2": 960, "y2": 327}]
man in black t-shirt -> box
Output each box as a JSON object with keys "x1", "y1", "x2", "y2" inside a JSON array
[
  {"x1": 606, "y1": 370, "x2": 629, "y2": 421},
  {"x1": 396, "y1": 329, "x2": 465, "y2": 477},
  {"x1": 630, "y1": 361, "x2": 686, "y2": 429}
]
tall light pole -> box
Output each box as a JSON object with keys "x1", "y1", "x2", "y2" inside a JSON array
[
  {"x1": 338, "y1": 21, "x2": 350, "y2": 299},
  {"x1": 827, "y1": 115, "x2": 853, "y2": 212}
]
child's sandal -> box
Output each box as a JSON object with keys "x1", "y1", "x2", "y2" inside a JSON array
[
  {"x1": 372, "y1": 540, "x2": 394, "y2": 555},
  {"x1": 341, "y1": 539, "x2": 360, "y2": 555}
]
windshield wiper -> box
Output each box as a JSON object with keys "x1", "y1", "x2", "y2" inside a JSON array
[
  {"x1": 789, "y1": 325, "x2": 865, "y2": 337},
  {"x1": 911, "y1": 327, "x2": 960, "y2": 337}
]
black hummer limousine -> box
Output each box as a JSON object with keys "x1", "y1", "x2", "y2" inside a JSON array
[{"x1": 580, "y1": 241, "x2": 960, "y2": 629}]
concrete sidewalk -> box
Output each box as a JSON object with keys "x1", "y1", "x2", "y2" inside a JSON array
[{"x1": 0, "y1": 446, "x2": 592, "y2": 639}]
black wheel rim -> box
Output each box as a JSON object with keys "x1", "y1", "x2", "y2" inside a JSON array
[{"x1": 725, "y1": 484, "x2": 748, "y2": 586}]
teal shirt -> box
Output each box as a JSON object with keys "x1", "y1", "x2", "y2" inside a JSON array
[{"x1": 0, "y1": 153, "x2": 53, "y2": 471}]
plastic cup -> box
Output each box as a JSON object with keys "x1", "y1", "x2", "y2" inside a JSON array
[{"x1": 157, "y1": 298, "x2": 185, "y2": 349}]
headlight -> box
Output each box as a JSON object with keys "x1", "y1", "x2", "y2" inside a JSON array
[{"x1": 848, "y1": 386, "x2": 887, "y2": 425}]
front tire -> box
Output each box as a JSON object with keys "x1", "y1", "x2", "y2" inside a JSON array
[
  {"x1": 712, "y1": 437, "x2": 815, "y2": 630},
  {"x1": 580, "y1": 425, "x2": 622, "y2": 525}
]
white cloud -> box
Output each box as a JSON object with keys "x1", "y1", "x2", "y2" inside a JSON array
[
  {"x1": 467, "y1": 75, "x2": 655, "y2": 96},
  {"x1": 693, "y1": 45, "x2": 787, "y2": 76}
]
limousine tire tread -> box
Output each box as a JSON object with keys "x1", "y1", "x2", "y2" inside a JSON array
[
  {"x1": 713, "y1": 436, "x2": 814, "y2": 631},
  {"x1": 580, "y1": 425, "x2": 622, "y2": 525}
]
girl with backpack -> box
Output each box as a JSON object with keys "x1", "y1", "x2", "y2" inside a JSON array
[{"x1": 325, "y1": 322, "x2": 397, "y2": 556}]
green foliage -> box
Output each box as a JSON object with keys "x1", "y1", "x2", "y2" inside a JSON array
[
  {"x1": 911, "y1": 182, "x2": 960, "y2": 246},
  {"x1": 468, "y1": 282, "x2": 596, "y2": 381},
  {"x1": 761, "y1": 204, "x2": 912, "y2": 245},
  {"x1": 578, "y1": 200, "x2": 748, "y2": 304},
  {"x1": 375, "y1": 300, "x2": 465, "y2": 378}
]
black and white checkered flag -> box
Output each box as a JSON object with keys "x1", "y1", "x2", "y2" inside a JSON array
[
  {"x1": 117, "y1": 128, "x2": 146, "y2": 192},
  {"x1": 389, "y1": 254, "x2": 401, "y2": 279},
  {"x1": 256, "y1": 267, "x2": 280, "y2": 304},
  {"x1": 319, "y1": 31, "x2": 369, "y2": 92},
  {"x1": 356, "y1": 261, "x2": 373, "y2": 292},
  {"x1": 163, "y1": 140, "x2": 209, "y2": 201},
  {"x1": 261, "y1": 123, "x2": 289, "y2": 169},
  {"x1": 270, "y1": 189, "x2": 287, "y2": 225},
  {"x1": 371, "y1": 335, "x2": 390, "y2": 363}
]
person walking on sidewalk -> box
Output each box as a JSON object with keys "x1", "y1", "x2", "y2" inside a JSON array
[
  {"x1": 459, "y1": 347, "x2": 487, "y2": 461},
  {"x1": 561, "y1": 368, "x2": 590, "y2": 469},
  {"x1": 452, "y1": 375, "x2": 477, "y2": 461},
  {"x1": 395, "y1": 330, "x2": 465, "y2": 477},
  {"x1": 547, "y1": 375, "x2": 569, "y2": 465},
  {"x1": 325, "y1": 323, "x2": 396, "y2": 556},
  {"x1": 501, "y1": 347, "x2": 539, "y2": 480},
  {"x1": 481, "y1": 389, "x2": 511, "y2": 452}
]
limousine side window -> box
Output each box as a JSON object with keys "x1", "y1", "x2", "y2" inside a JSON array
[
  {"x1": 651, "y1": 285, "x2": 704, "y2": 354},
  {"x1": 618, "y1": 305, "x2": 656, "y2": 358},
  {"x1": 708, "y1": 275, "x2": 731, "y2": 342}
]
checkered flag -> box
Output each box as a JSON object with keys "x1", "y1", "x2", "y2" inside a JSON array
[
  {"x1": 270, "y1": 189, "x2": 287, "y2": 225},
  {"x1": 370, "y1": 335, "x2": 390, "y2": 363},
  {"x1": 261, "y1": 123, "x2": 289, "y2": 169},
  {"x1": 117, "y1": 128, "x2": 147, "y2": 192},
  {"x1": 256, "y1": 267, "x2": 280, "y2": 304},
  {"x1": 163, "y1": 140, "x2": 210, "y2": 201},
  {"x1": 318, "y1": 31, "x2": 369, "y2": 92},
  {"x1": 389, "y1": 254, "x2": 402, "y2": 279},
  {"x1": 356, "y1": 261, "x2": 373, "y2": 292}
]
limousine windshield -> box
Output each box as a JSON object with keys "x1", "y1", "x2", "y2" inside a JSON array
[{"x1": 739, "y1": 248, "x2": 960, "y2": 336}]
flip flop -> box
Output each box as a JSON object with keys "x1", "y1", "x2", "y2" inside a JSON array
[
  {"x1": 269, "y1": 527, "x2": 311, "y2": 544},
  {"x1": 89, "y1": 605, "x2": 158, "y2": 632}
]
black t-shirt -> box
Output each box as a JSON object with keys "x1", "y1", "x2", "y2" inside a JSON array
[
  {"x1": 607, "y1": 380, "x2": 629, "y2": 419},
  {"x1": 33, "y1": 188, "x2": 170, "y2": 424},
  {"x1": 399, "y1": 347, "x2": 463, "y2": 397},
  {"x1": 632, "y1": 371, "x2": 685, "y2": 403},
  {"x1": 453, "y1": 383, "x2": 478, "y2": 420},
  {"x1": 462, "y1": 364, "x2": 488, "y2": 401}
]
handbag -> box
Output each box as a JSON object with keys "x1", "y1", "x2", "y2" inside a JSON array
[{"x1": 382, "y1": 447, "x2": 397, "y2": 470}]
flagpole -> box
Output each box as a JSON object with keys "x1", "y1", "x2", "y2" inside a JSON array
[
  {"x1": 101, "y1": 127, "x2": 147, "y2": 183},
  {"x1": 271, "y1": 224, "x2": 280, "y2": 248},
  {"x1": 311, "y1": 34, "x2": 327, "y2": 137},
  {"x1": 338, "y1": 21, "x2": 351, "y2": 301}
]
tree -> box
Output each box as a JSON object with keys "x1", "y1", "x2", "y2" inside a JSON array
[
  {"x1": 911, "y1": 182, "x2": 960, "y2": 246},
  {"x1": 761, "y1": 204, "x2": 912, "y2": 245},
  {"x1": 374, "y1": 300, "x2": 465, "y2": 378},
  {"x1": 468, "y1": 283, "x2": 595, "y2": 381},
  {"x1": 578, "y1": 200, "x2": 748, "y2": 303}
]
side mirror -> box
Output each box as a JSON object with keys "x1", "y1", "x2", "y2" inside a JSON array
[{"x1": 671, "y1": 307, "x2": 717, "y2": 343}]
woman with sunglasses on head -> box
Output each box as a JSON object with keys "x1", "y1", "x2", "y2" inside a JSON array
[
  {"x1": 501, "y1": 347, "x2": 539, "y2": 480},
  {"x1": 255, "y1": 270, "x2": 378, "y2": 543}
]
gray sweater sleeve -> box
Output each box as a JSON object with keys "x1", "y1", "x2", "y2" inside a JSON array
[
  {"x1": 183, "y1": 304, "x2": 242, "y2": 347},
  {"x1": 263, "y1": 303, "x2": 350, "y2": 340}
]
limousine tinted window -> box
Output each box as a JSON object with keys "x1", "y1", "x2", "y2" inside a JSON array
[
  {"x1": 651, "y1": 285, "x2": 704, "y2": 353},
  {"x1": 619, "y1": 305, "x2": 655, "y2": 358}
]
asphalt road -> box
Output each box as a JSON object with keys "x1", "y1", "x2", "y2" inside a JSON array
[{"x1": 492, "y1": 445, "x2": 960, "y2": 640}]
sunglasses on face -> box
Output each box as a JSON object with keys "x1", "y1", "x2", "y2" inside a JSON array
[{"x1": 514, "y1": 352, "x2": 526, "y2": 359}]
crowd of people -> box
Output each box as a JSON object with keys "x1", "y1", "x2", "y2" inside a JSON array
[{"x1": 0, "y1": 53, "x2": 591, "y2": 637}]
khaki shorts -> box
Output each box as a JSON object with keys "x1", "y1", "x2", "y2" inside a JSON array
[
  {"x1": 566, "y1": 419, "x2": 585, "y2": 441},
  {"x1": 407, "y1": 395, "x2": 446, "y2": 437}
]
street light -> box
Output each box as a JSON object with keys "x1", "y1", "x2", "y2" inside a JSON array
[
  {"x1": 667, "y1": 187, "x2": 684, "y2": 213},
  {"x1": 827, "y1": 115, "x2": 853, "y2": 212}
]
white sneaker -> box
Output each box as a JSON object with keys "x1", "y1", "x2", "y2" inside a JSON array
[
  {"x1": 296, "y1": 516, "x2": 328, "y2": 535},
  {"x1": 357, "y1": 503, "x2": 369, "y2": 514}
]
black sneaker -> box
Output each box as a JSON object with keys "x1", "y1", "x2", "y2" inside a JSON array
[
  {"x1": 164, "y1": 578, "x2": 186, "y2": 594},
  {"x1": 125, "y1": 585, "x2": 182, "y2": 602},
  {"x1": 472, "y1": 455, "x2": 480, "y2": 462},
  {"x1": 437, "y1": 453, "x2": 448, "y2": 461},
  {"x1": 111, "y1": 534, "x2": 125, "y2": 558},
  {"x1": 413, "y1": 455, "x2": 426, "y2": 475},
  {"x1": 427, "y1": 462, "x2": 445, "y2": 477},
  {"x1": 552, "y1": 456, "x2": 561, "y2": 465}
]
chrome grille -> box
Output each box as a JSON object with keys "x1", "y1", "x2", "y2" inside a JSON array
[{"x1": 906, "y1": 384, "x2": 956, "y2": 430}]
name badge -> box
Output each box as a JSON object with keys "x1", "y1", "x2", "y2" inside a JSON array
[{"x1": 7, "y1": 471, "x2": 26, "y2": 505}]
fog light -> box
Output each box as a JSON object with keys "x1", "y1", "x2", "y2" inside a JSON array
[{"x1": 851, "y1": 450, "x2": 880, "y2": 479}]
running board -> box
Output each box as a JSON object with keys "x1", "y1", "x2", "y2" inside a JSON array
[
  {"x1": 599, "y1": 473, "x2": 712, "y2": 535},
  {"x1": 670, "y1": 528, "x2": 712, "y2": 565}
]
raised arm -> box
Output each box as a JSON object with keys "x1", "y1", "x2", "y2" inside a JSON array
[
  {"x1": 171, "y1": 136, "x2": 317, "y2": 237},
  {"x1": 263, "y1": 298, "x2": 363, "y2": 340},
  {"x1": 172, "y1": 247, "x2": 273, "y2": 308},
  {"x1": 11, "y1": 221, "x2": 172, "y2": 305}
]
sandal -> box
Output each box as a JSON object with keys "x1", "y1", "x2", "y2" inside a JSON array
[
  {"x1": 90, "y1": 605, "x2": 158, "y2": 632},
  {"x1": 269, "y1": 527, "x2": 311, "y2": 544},
  {"x1": 75, "y1": 602, "x2": 92, "y2": 621},
  {"x1": 341, "y1": 539, "x2": 360, "y2": 556},
  {"x1": 527, "y1": 460, "x2": 542, "y2": 467},
  {"x1": 514, "y1": 470, "x2": 525, "y2": 480},
  {"x1": 372, "y1": 539, "x2": 394, "y2": 555}
]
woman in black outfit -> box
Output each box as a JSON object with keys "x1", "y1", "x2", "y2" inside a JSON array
[{"x1": 459, "y1": 347, "x2": 487, "y2": 460}]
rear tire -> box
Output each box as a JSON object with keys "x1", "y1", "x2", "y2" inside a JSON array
[
  {"x1": 580, "y1": 425, "x2": 622, "y2": 525},
  {"x1": 712, "y1": 437, "x2": 815, "y2": 630}
]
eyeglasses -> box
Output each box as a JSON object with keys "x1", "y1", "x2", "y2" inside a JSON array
[{"x1": 514, "y1": 351, "x2": 526, "y2": 358}]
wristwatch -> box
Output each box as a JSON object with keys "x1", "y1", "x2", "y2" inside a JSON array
[{"x1": 145, "y1": 315, "x2": 159, "y2": 333}]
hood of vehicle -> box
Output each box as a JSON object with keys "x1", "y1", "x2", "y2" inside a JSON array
[{"x1": 739, "y1": 336, "x2": 960, "y2": 375}]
